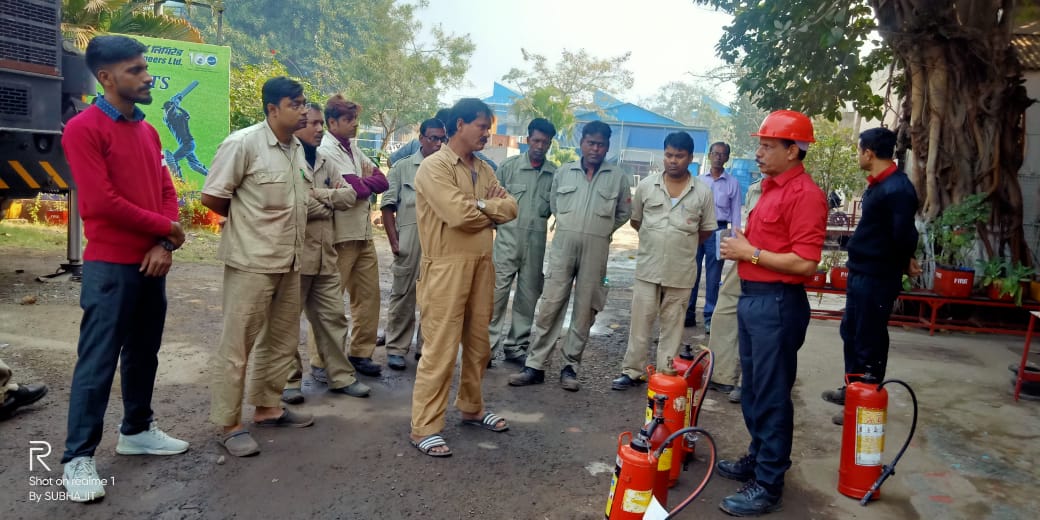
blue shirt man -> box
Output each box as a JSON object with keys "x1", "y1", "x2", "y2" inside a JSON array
[{"x1": 687, "y1": 141, "x2": 741, "y2": 331}]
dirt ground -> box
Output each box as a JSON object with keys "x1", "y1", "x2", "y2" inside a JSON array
[{"x1": 1, "y1": 225, "x2": 1039, "y2": 520}]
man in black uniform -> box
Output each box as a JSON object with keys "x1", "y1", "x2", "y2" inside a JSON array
[{"x1": 821, "y1": 127, "x2": 919, "y2": 425}]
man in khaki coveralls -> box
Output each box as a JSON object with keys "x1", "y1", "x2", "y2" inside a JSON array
[
  {"x1": 281, "y1": 104, "x2": 370, "y2": 403},
  {"x1": 488, "y1": 118, "x2": 558, "y2": 367},
  {"x1": 0, "y1": 358, "x2": 48, "y2": 420},
  {"x1": 381, "y1": 117, "x2": 446, "y2": 370},
  {"x1": 612, "y1": 132, "x2": 717, "y2": 390},
  {"x1": 509, "y1": 121, "x2": 633, "y2": 392},
  {"x1": 409, "y1": 99, "x2": 517, "y2": 457},
  {"x1": 318, "y1": 95, "x2": 388, "y2": 377},
  {"x1": 706, "y1": 176, "x2": 763, "y2": 404},
  {"x1": 202, "y1": 77, "x2": 314, "y2": 458}
]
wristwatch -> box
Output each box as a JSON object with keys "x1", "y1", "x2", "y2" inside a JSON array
[
  {"x1": 751, "y1": 248, "x2": 762, "y2": 265},
  {"x1": 476, "y1": 199, "x2": 487, "y2": 211},
  {"x1": 159, "y1": 238, "x2": 178, "y2": 252}
]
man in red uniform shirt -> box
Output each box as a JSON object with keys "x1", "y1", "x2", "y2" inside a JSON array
[
  {"x1": 60, "y1": 35, "x2": 190, "y2": 503},
  {"x1": 717, "y1": 110, "x2": 828, "y2": 516}
]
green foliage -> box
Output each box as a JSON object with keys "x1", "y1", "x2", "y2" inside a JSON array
[
  {"x1": 513, "y1": 86, "x2": 577, "y2": 140},
  {"x1": 326, "y1": 2, "x2": 474, "y2": 150},
  {"x1": 62, "y1": 0, "x2": 204, "y2": 48},
  {"x1": 692, "y1": 1, "x2": 886, "y2": 120},
  {"x1": 550, "y1": 146, "x2": 579, "y2": 166},
  {"x1": 501, "y1": 49, "x2": 634, "y2": 112},
  {"x1": 229, "y1": 59, "x2": 323, "y2": 131},
  {"x1": 801, "y1": 119, "x2": 865, "y2": 198},
  {"x1": 199, "y1": 1, "x2": 472, "y2": 148},
  {"x1": 929, "y1": 193, "x2": 989, "y2": 266},
  {"x1": 26, "y1": 195, "x2": 43, "y2": 225},
  {"x1": 979, "y1": 257, "x2": 1035, "y2": 305},
  {"x1": 729, "y1": 94, "x2": 769, "y2": 157},
  {"x1": 196, "y1": 0, "x2": 390, "y2": 75},
  {"x1": 172, "y1": 176, "x2": 204, "y2": 225}
]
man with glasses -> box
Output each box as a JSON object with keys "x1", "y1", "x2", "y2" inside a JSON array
[
  {"x1": 381, "y1": 118, "x2": 446, "y2": 370},
  {"x1": 389, "y1": 108, "x2": 498, "y2": 171},
  {"x1": 488, "y1": 118, "x2": 558, "y2": 367},
  {"x1": 509, "y1": 121, "x2": 632, "y2": 392},
  {"x1": 202, "y1": 76, "x2": 314, "y2": 458},
  {"x1": 687, "y1": 142, "x2": 740, "y2": 333}
]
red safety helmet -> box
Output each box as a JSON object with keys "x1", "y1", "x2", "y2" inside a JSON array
[{"x1": 751, "y1": 110, "x2": 815, "y2": 143}]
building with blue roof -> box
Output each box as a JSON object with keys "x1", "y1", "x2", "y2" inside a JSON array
[{"x1": 481, "y1": 83, "x2": 710, "y2": 179}]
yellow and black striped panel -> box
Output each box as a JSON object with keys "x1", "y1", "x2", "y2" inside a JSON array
[{"x1": 0, "y1": 159, "x2": 74, "y2": 196}]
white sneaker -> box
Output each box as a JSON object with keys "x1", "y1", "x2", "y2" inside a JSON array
[
  {"x1": 115, "y1": 422, "x2": 189, "y2": 455},
  {"x1": 63, "y1": 456, "x2": 105, "y2": 502}
]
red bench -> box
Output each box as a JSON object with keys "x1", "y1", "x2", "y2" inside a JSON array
[{"x1": 805, "y1": 287, "x2": 1040, "y2": 336}]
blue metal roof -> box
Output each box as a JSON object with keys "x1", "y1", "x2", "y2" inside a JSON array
[{"x1": 483, "y1": 82, "x2": 522, "y2": 106}]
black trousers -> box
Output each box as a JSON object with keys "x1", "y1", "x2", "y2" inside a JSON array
[
  {"x1": 737, "y1": 281, "x2": 810, "y2": 492},
  {"x1": 839, "y1": 270, "x2": 901, "y2": 381},
  {"x1": 63, "y1": 261, "x2": 167, "y2": 462}
]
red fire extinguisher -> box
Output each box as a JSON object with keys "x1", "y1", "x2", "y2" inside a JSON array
[
  {"x1": 657, "y1": 349, "x2": 715, "y2": 478},
  {"x1": 671, "y1": 346, "x2": 713, "y2": 458},
  {"x1": 837, "y1": 375, "x2": 918, "y2": 505},
  {"x1": 646, "y1": 361, "x2": 687, "y2": 488},
  {"x1": 605, "y1": 426, "x2": 718, "y2": 520},
  {"x1": 647, "y1": 395, "x2": 673, "y2": 505}
]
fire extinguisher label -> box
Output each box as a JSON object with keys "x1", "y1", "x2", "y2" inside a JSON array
[
  {"x1": 645, "y1": 390, "x2": 655, "y2": 423},
  {"x1": 684, "y1": 388, "x2": 693, "y2": 427},
  {"x1": 622, "y1": 488, "x2": 653, "y2": 513},
  {"x1": 855, "y1": 407, "x2": 886, "y2": 466},
  {"x1": 658, "y1": 447, "x2": 673, "y2": 471},
  {"x1": 605, "y1": 474, "x2": 618, "y2": 517}
]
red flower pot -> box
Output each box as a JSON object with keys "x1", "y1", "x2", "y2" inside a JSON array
[
  {"x1": 806, "y1": 271, "x2": 827, "y2": 288},
  {"x1": 933, "y1": 266, "x2": 974, "y2": 298},
  {"x1": 829, "y1": 267, "x2": 849, "y2": 290},
  {"x1": 987, "y1": 283, "x2": 1014, "y2": 302}
]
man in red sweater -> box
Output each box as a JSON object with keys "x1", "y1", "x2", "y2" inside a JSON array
[{"x1": 60, "y1": 35, "x2": 189, "y2": 503}]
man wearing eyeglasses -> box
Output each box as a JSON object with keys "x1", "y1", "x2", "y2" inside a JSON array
[
  {"x1": 687, "y1": 142, "x2": 740, "y2": 333},
  {"x1": 381, "y1": 118, "x2": 446, "y2": 370},
  {"x1": 202, "y1": 76, "x2": 314, "y2": 458}
]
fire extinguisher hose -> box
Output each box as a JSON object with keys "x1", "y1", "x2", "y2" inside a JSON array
[
  {"x1": 683, "y1": 350, "x2": 715, "y2": 427},
  {"x1": 651, "y1": 427, "x2": 717, "y2": 519},
  {"x1": 859, "y1": 379, "x2": 918, "y2": 506}
]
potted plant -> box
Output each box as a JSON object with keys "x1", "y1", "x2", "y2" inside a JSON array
[
  {"x1": 822, "y1": 250, "x2": 849, "y2": 290},
  {"x1": 985, "y1": 260, "x2": 1035, "y2": 305},
  {"x1": 931, "y1": 193, "x2": 989, "y2": 297}
]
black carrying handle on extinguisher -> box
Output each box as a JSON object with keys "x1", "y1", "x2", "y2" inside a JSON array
[
  {"x1": 651, "y1": 427, "x2": 717, "y2": 519},
  {"x1": 683, "y1": 349, "x2": 714, "y2": 428},
  {"x1": 859, "y1": 379, "x2": 918, "y2": 506}
]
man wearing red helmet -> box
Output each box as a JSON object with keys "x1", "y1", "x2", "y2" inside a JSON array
[{"x1": 717, "y1": 110, "x2": 828, "y2": 516}]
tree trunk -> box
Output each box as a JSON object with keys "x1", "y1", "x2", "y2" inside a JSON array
[{"x1": 874, "y1": 0, "x2": 1034, "y2": 264}]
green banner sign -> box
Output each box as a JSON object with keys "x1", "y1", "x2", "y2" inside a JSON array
[{"x1": 100, "y1": 34, "x2": 231, "y2": 189}]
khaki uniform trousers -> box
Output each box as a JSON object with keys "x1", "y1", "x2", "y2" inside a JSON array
[
  {"x1": 705, "y1": 267, "x2": 741, "y2": 386},
  {"x1": 385, "y1": 224, "x2": 423, "y2": 356},
  {"x1": 489, "y1": 233, "x2": 547, "y2": 360},
  {"x1": 411, "y1": 255, "x2": 494, "y2": 437},
  {"x1": 525, "y1": 231, "x2": 610, "y2": 372},
  {"x1": 621, "y1": 279, "x2": 690, "y2": 379},
  {"x1": 335, "y1": 239, "x2": 381, "y2": 358},
  {"x1": 285, "y1": 273, "x2": 359, "y2": 390},
  {"x1": 210, "y1": 267, "x2": 301, "y2": 427},
  {"x1": 1, "y1": 357, "x2": 16, "y2": 403}
]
